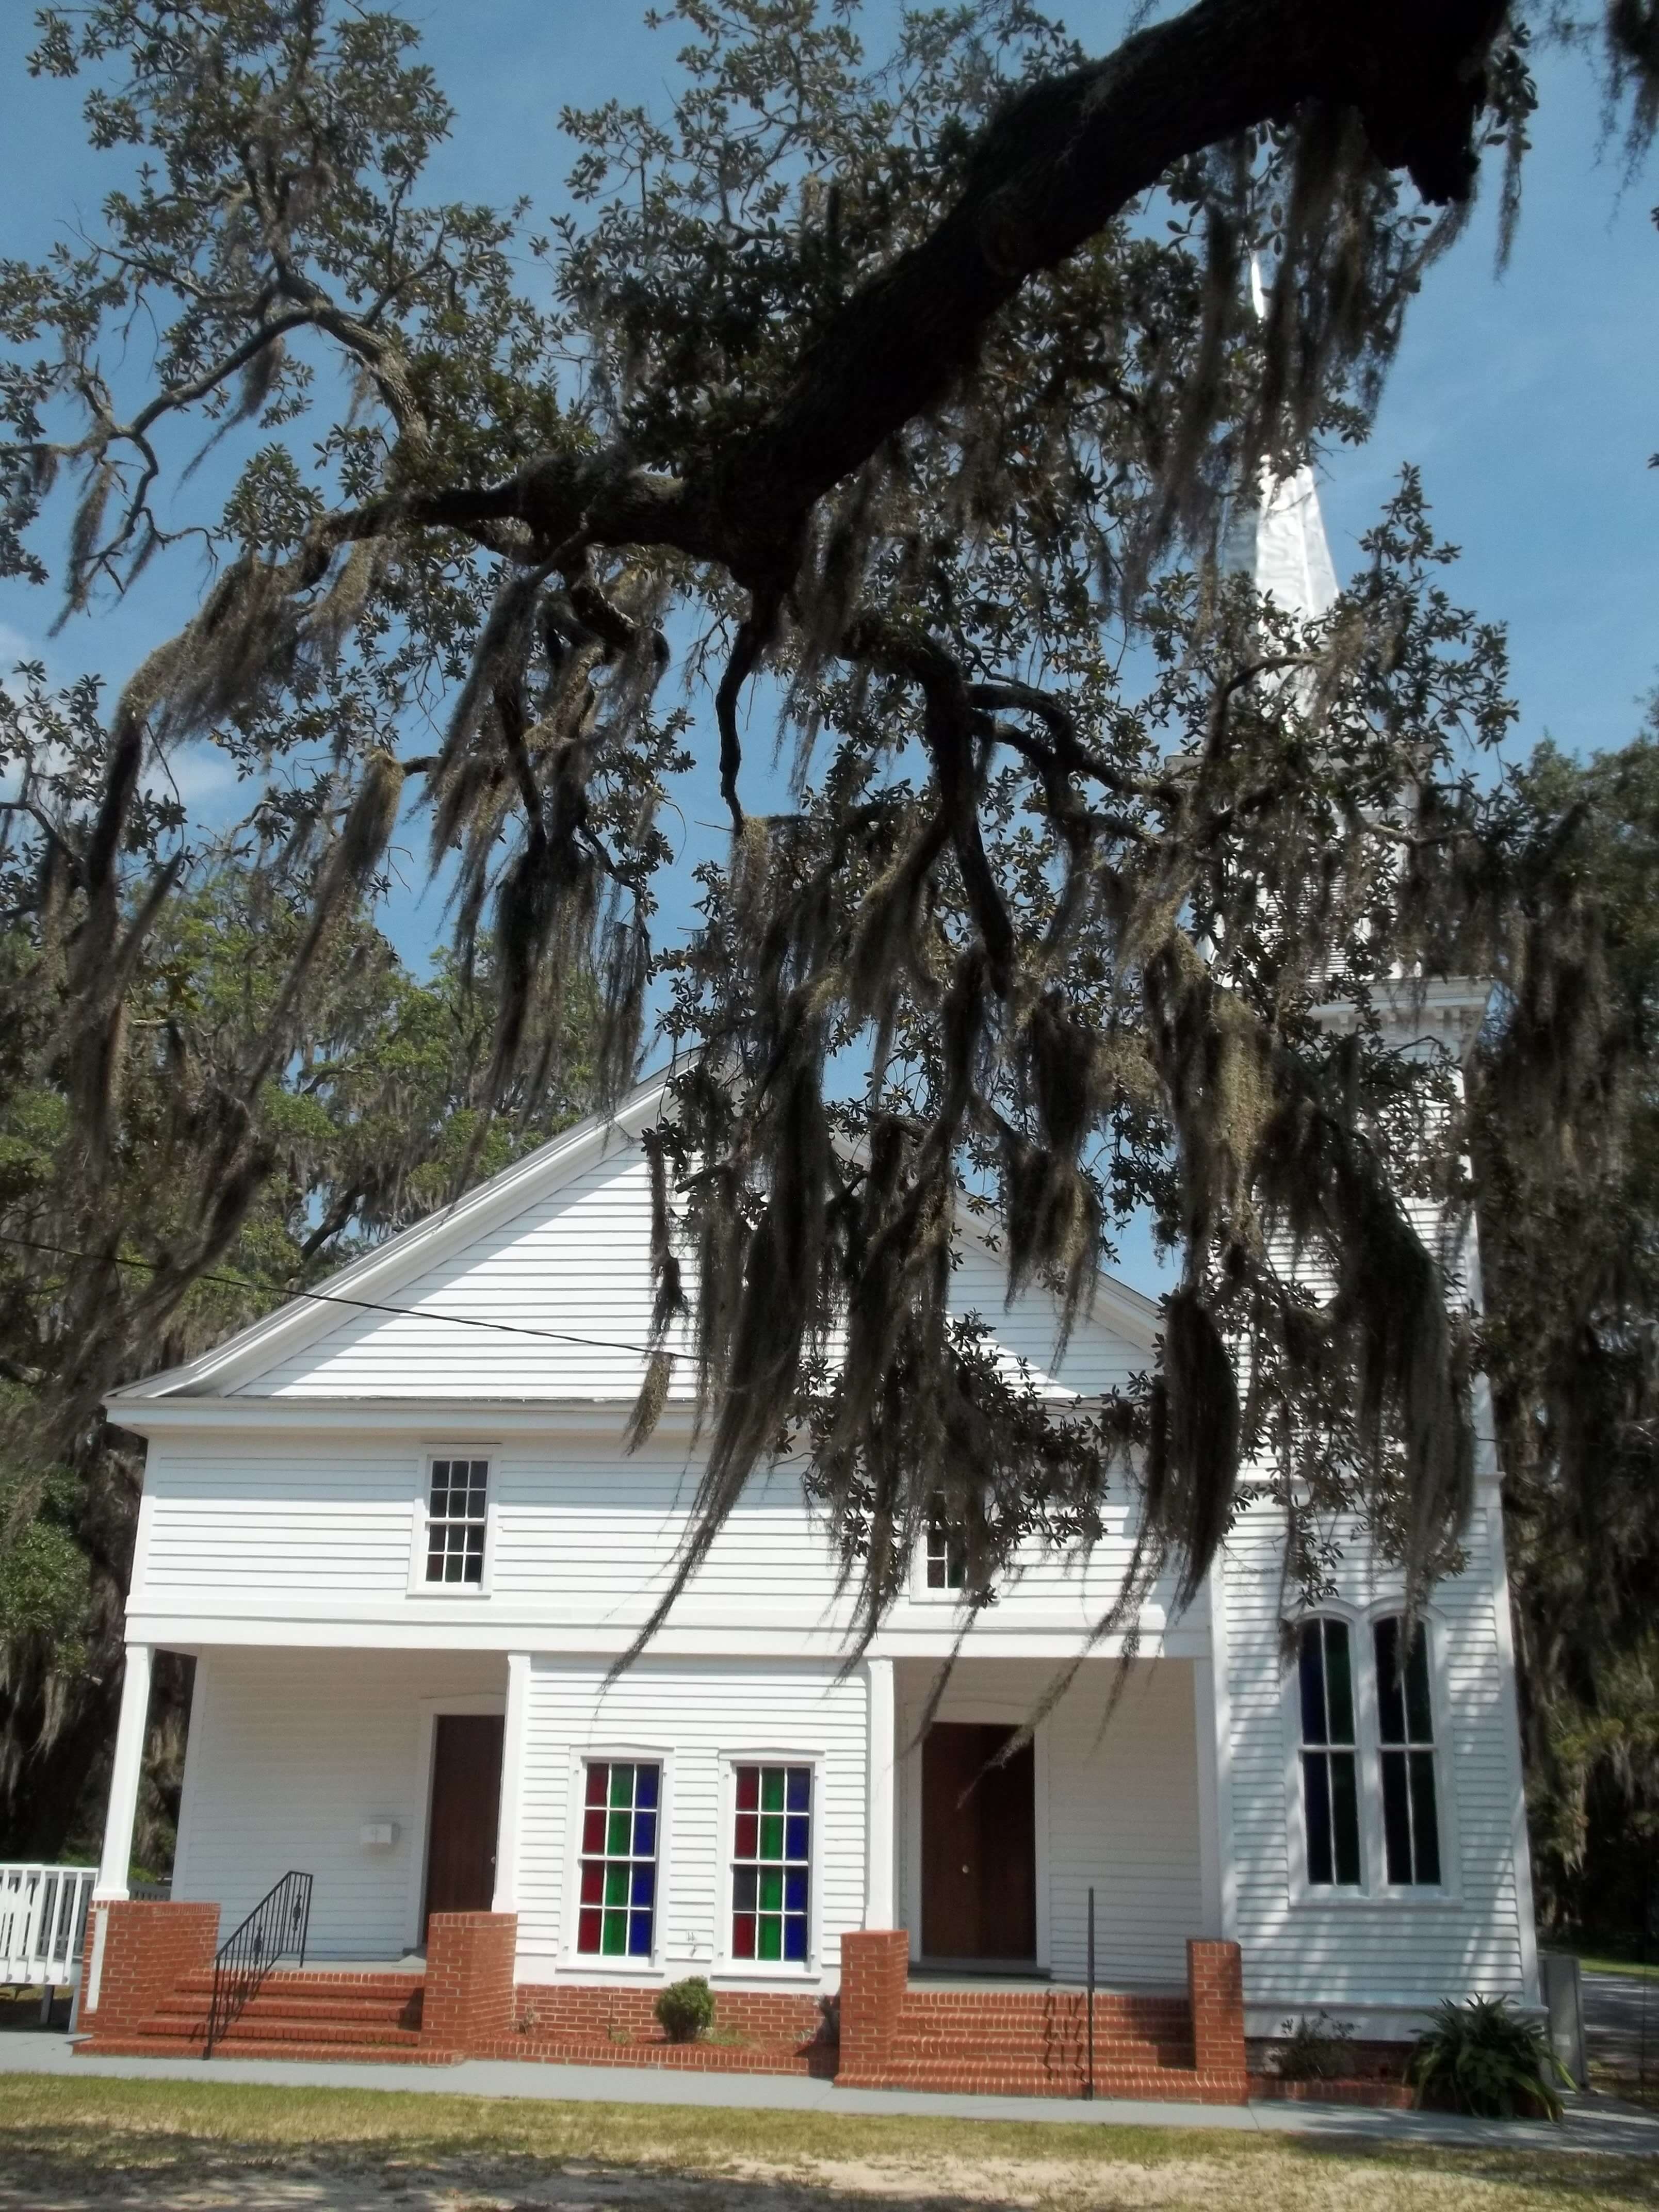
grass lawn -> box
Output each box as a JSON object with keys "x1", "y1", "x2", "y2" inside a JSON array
[
  {"x1": 1, "y1": 2075, "x2": 1655, "y2": 2212},
  {"x1": 1577, "y1": 1957, "x2": 1659, "y2": 1984}
]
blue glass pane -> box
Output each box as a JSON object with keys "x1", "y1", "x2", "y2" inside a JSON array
[
  {"x1": 635, "y1": 1764, "x2": 659, "y2": 1810},
  {"x1": 785, "y1": 1815, "x2": 809, "y2": 1860},
  {"x1": 631, "y1": 1863, "x2": 655, "y2": 1907},
  {"x1": 785, "y1": 1768, "x2": 810, "y2": 1811},
  {"x1": 628, "y1": 1910, "x2": 653, "y2": 1957},
  {"x1": 633, "y1": 1811, "x2": 656, "y2": 1857},
  {"x1": 784, "y1": 1868, "x2": 807, "y2": 1914},
  {"x1": 783, "y1": 1915, "x2": 807, "y2": 1961}
]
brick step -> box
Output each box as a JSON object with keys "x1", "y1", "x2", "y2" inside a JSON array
[
  {"x1": 892, "y1": 2032, "x2": 1195, "y2": 2069},
  {"x1": 842, "y1": 2058, "x2": 1241, "y2": 2101},
  {"x1": 80, "y1": 2033, "x2": 450, "y2": 2066},
  {"x1": 150, "y1": 1988, "x2": 421, "y2": 2030},
  {"x1": 170, "y1": 1971, "x2": 424, "y2": 1999},
  {"x1": 137, "y1": 2012, "x2": 427, "y2": 2051},
  {"x1": 898, "y1": 1998, "x2": 1190, "y2": 2026}
]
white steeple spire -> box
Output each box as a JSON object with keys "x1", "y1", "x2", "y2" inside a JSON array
[{"x1": 1243, "y1": 258, "x2": 1339, "y2": 625}]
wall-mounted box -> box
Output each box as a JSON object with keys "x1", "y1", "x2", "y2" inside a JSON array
[{"x1": 358, "y1": 1820, "x2": 399, "y2": 1849}]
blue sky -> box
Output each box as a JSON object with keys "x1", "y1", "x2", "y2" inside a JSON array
[{"x1": 1, "y1": 4, "x2": 1655, "y2": 1293}]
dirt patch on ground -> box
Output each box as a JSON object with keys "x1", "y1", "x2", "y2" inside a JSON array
[{"x1": 3, "y1": 2138, "x2": 1656, "y2": 2212}]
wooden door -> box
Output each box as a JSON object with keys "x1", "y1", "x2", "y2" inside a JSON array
[
  {"x1": 921, "y1": 1721, "x2": 1037, "y2": 1962},
  {"x1": 423, "y1": 1713, "x2": 505, "y2": 1932}
]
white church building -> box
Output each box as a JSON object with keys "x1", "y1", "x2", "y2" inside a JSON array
[{"x1": 70, "y1": 470, "x2": 1540, "y2": 2098}]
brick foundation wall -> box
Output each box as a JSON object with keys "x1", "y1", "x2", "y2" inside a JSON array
[
  {"x1": 76, "y1": 1900, "x2": 220, "y2": 2043},
  {"x1": 421, "y1": 1913, "x2": 518, "y2": 2055},
  {"x1": 838, "y1": 1928, "x2": 910, "y2": 2077},
  {"x1": 1186, "y1": 1938, "x2": 1247, "y2": 2094},
  {"x1": 514, "y1": 1981, "x2": 825, "y2": 2046}
]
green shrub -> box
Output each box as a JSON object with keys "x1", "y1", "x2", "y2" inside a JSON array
[
  {"x1": 1272, "y1": 2011, "x2": 1358, "y2": 2081},
  {"x1": 1407, "y1": 1996, "x2": 1570, "y2": 2120},
  {"x1": 654, "y1": 1976, "x2": 716, "y2": 2044}
]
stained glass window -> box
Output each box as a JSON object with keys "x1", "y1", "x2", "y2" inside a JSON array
[
  {"x1": 1374, "y1": 1618, "x2": 1442, "y2": 1885},
  {"x1": 576, "y1": 1761, "x2": 659, "y2": 1959},
  {"x1": 1298, "y1": 1618, "x2": 1361, "y2": 1886},
  {"x1": 730, "y1": 1763, "x2": 811, "y2": 1964},
  {"x1": 425, "y1": 1458, "x2": 488, "y2": 1585}
]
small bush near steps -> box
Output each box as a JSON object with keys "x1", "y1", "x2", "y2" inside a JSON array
[
  {"x1": 654, "y1": 1977, "x2": 717, "y2": 2044},
  {"x1": 1408, "y1": 1995, "x2": 1571, "y2": 2120},
  {"x1": 1272, "y1": 2011, "x2": 1358, "y2": 2082}
]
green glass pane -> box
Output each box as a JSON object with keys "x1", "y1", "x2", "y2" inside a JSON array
[
  {"x1": 602, "y1": 1909, "x2": 626, "y2": 1956},
  {"x1": 761, "y1": 1769, "x2": 785, "y2": 1812},
  {"x1": 610, "y1": 1763, "x2": 633, "y2": 1808},
  {"x1": 608, "y1": 1810, "x2": 631, "y2": 1855},
  {"x1": 759, "y1": 1867, "x2": 783, "y2": 1912},
  {"x1": 759, "y1": 1815, "x2": 783, "y2": 1859},
  {"x1": 758, "y1": 1914, "x2": 782, "y2": 1961},
  {"x1": 605, "y1": 1863, "x2": 629, "y2": 1907}
]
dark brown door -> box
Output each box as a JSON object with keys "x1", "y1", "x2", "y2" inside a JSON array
[
  {"x1": 423, "y1": 1713, "x2": 505, "y2": 1933},
  {"x1": 921, "y1": 1721, "x2": 1037, "y2": 1962}
]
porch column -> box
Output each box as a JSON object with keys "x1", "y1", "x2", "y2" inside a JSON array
[
  {"x1": 864, "y1": 1655, "x2": 895, "y2": 1926},
  {"x1": 492, "y1": 1652, "x2": 531, "y2": 1912},
  {"x1": 95, "y1": 1641, "x2": 153, "y2": 1901}
]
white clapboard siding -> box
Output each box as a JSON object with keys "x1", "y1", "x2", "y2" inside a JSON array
[
  {"x1": 173, "y1": 1648, "x2": 505, "y2": 1958},
  {"x1": 232, "y1": 1142, "x2": 1149, "y2": 1404},
  {"x1": 514, "y1": 1655, "x2": 868, "y2": 1989},
  {"x1": 134, "y1": 1435, "x2": 1186, "y2": 1642},
  {"x1": 1219, "y1": 1495, "x2": 1528, "y2": 2008},
  {"x1": 893, "y1": 1656, "x2": 1204, "y2": 1990}
]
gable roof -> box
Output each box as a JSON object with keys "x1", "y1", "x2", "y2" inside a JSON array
[{"x1": 108, "y1": 1063, "x2": 1161, "y2": 1408}]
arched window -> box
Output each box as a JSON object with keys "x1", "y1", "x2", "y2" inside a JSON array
[
  {"x1": 1373, "y1": 1616, "x2": 1442, "y2": 1886},
  {"x1": 1297, "y1": 1618, "x2": 1361, "y2": 1886}
]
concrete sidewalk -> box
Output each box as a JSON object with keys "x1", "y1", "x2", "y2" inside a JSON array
[{"x1": 2, "y1": 2030, "x2": 1657, "y2": 2158}]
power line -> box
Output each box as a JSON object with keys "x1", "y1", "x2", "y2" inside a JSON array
[{"x1": 0, "y1": 1229, "x2": 674, "y2": 1363}]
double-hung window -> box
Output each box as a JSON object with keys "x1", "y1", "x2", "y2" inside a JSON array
[
  {"x1": 1374, "y1": 1617, "x2": 1442, "y2": 1886},
  {"x1": 730, "y1": 1763, "x2": 812, "y2": 1963},
  {"x1": 577, "y1": 1760, "x2": 660, "y2": 1960},
  {"x1": 924, "y1": 1514, "x2": 966, "y2": 1591},
  {"x1": 425, "y1": 1457, "x2": 489, "y2": 1586},
  {"x1": 1297, "y1": 1617, "x2": 1362, "y2": 1887}
]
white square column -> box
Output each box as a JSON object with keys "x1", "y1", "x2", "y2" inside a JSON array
[
  {"x1": 95, "y1": 1641, "x2": 154, "y2": 1901},
  {"x1": 864, "y1": 1655, "x2": 896, "y2": 1927},
  {"x1": 492, "y1": 1652, "x2": 531, "y2": 1913}
]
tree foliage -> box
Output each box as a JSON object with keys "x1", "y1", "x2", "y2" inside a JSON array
[{"x1": 2, "y1": 0, "x2": 1657, "y2": 1683}]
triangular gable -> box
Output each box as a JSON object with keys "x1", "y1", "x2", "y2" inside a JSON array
[{"x1": 110, "y1": 1072, "x2": 1159, "y2": 1406}]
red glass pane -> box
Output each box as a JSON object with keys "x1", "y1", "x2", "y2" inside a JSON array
[
  {"x1": 735, "y1": 1813, "x2": 757, "y2": 1860},
  {"x1": 577, "y1": 1908, "x2": 603, "y2": 1954},
  {"x1": 580, "y1": 1861, "x2": 603, "y2": 1906},
  {"x1": 582, "y1": 1809, "x2": 606, "y2": 1854},
  {"x1": 586, "y1": 1764, "x2": 609, "y2": 1807},
  {"x1": 732, "y1": 1914, "x2": 755, "y2": 1959},
  {"x1": 735, "y1": 1766, "x2": 759, "y2": 1812}
]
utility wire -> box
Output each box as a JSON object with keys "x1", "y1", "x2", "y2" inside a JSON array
[{"x1": 0, "y1": 1229, "x2": 674, "y2": 1363}]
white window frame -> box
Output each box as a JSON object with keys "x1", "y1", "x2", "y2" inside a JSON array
[
  {"x1": 1281, "y1": 1600, "x2": 1459, "y2": 1908},
  {"x1": 407, "y1": 1446, "x2": 498, "y2": 1598},
  {"x1": 711, "y1": 1747, "x2": 825, "y2": 1984},
  {"x1": 909, "y1": 1520, "x2": 969, "y2": 1603},
  {"x1": 559, "y1": 1744, "x2": 675, "y2": 1979}
]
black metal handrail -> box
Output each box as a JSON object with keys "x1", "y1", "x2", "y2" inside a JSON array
[{"x1": 204, "y1": 1871, "x2": 313, "y2": 2056}]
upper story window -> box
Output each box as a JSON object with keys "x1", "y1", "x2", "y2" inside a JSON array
[
  {"x1": 425, "y1": 1457, "x2": 489, "y2": 1586},
  {"x1": 924, "y1": 1510, "x2": 966, "y2": 1591},
  {"x1": 730, "y1": 1762, "x2": 812, "y2": 1964},
  {"x1": 1374, "y1": 1616, "x2": 1442, "y2": 1886},
  {"x1": 1297, "y1": 1617, "x2": 1361, "y2": 1887}
]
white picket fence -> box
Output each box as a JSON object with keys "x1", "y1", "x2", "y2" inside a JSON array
[{"x1": 1, "y1": 1865, "x2": 96, "y2": 2016}]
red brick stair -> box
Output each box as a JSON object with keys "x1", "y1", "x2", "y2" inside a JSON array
[
  {"x1": 87, "y1": 1967, "x2": 435, "y2": 2063},
  {"x1": 845, "y1": 1984, "x2": 1215, "y2": 2097}
]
